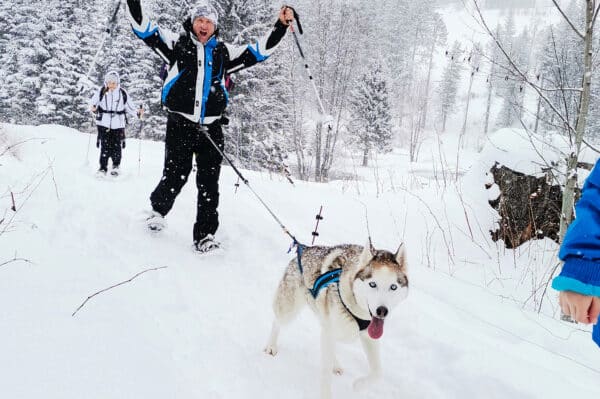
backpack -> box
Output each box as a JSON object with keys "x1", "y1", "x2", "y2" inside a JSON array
[{"x1": 99, "y1": 86, "x2": 128, "y2": 104}]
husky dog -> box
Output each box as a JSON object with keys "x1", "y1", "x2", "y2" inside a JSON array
[{"x1": 264, "y1": 242, "x2": 408, "y2": 399}]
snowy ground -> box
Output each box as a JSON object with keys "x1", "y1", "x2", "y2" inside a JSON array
[{"x1": 1, "y1": 123, "x2": 599, "y2": 399}]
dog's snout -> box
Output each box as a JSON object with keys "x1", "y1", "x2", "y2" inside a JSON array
[{"x1": 376, "y1": 306, "x2": 388, "y2": 318}]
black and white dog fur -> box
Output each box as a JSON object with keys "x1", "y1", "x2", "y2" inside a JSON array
[{"x1": 264, "y1": 243, "x2": 409, "y2": 399}]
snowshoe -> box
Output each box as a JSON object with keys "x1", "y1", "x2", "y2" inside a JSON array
[
  {"x1": 145, "y1": 210, "x2": 166, "y2": 232},
  {"x1": 194, "y1": 234, "x2": 221, "y2": 253}
]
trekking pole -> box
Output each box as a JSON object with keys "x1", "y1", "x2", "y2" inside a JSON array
[
  {"x1": 81, "y1": 0, "x2": 122, "y2": 166},
  {"x1": 199, "y1": 127, "x2": 300, "y2": 244},
  {"x1": 85, "y1": 111, "x2": 97, "y2": 165},
  {"x1": 285, "y1": 7, "x2": 333, "y2": 132},
  {"x1": 137, "y1": 104, "x2": 144, "y2": 175},
  {"x1": 311, "y1": 205, "x2": 324, "y2": 245},
  {"x1": 83, "y1": 0, "x2": 123, "y2": 81}
]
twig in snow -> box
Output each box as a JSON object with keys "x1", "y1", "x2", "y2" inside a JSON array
[
  {"x1": 72, "y1": 266, "x2": 168, "y2": 317},
  {"x1": 397, "y1": 186, "x2": 456, "y2": 266},
  {"x1": 537, "y1": 261, "x2": 562, "y2": 314},
  {"x1": 0, "y1": 137, "x2": 49, "y2": 159},
  {"x1": 0, "y1": 255, "x2": 33, "y2": 269}
]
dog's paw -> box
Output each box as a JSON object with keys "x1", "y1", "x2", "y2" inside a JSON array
[
  {"x1": 332, "y1": 366, "x2": 344, "y2": 376},
  {"x1": 263, "y1": 345, "x2": 278, "y2": 356}
]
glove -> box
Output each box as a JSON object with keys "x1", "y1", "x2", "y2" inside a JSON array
[
  {"x1": 96, "y1": 139, "x2": 100, "y2": 148},
  {"x1": 122, "y1": 140, "x2": 126, "y2": 149}
]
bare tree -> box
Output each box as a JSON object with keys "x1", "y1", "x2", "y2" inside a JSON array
[{"x1": 470, "y1": 0, "x2": 599, "y2": 242}]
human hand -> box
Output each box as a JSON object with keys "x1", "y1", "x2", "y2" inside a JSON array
[
  {"x1": 122, "y1": 140, "x2": 126, "y2": 149},
  {"x1": 560, "y1": 291, "x2": 600, "y2": 324},
  {"x1": 91, "y1": 106, "x2": 97, "y2": 113},
  {"x1": 279, "y1": 6, "x2": 294, "y2": 26},
  {"x1": 96, "y1": 139, "x2": 100, "y2": 148}
]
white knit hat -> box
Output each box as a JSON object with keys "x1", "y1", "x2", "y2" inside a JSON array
[
  {"x1": 104, "y1": 70, "x2": 120, "y2": 85},
  {"x1": 190, "y1": 2, "x2": 218, "y2": 27}
]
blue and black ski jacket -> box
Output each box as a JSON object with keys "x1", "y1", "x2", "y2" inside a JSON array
[{"x1": 126, "y1": 0, "x2": 288, "y2": 124}]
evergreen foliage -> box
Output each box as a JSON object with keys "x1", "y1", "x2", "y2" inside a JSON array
[
  {"x1": 349, "y1": 61, "x2": 393, "y2": 167},
  {"x1": 1, "y1": 0, "x2": 598, "y2": 180},
  {"x1": 437, "y1": 41, "x2": 464, "y2": 131}
]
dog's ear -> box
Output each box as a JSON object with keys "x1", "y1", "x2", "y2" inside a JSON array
[
  {"x1": 395, "y1": 242, "x2": 407, "y2": 273},
  {"x1": 357, "y1": 241, "x2": 374, "y2": 270}
]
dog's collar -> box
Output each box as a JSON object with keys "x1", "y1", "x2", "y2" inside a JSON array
[{"x1": 338, "y1": 285, "x2": 371, "y2": 331}]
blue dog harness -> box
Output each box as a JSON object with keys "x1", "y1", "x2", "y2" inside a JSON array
[
  {"x1": 290, "y1": 241, "x2": 371, "y2": 331},
  {"x1": 310, "y1": 268, "x2": 342, "y2": 298}
]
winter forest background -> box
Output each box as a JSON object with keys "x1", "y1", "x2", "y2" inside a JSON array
[{"x1": 1, "y1": 0, "x2": 598, "y2": 182}]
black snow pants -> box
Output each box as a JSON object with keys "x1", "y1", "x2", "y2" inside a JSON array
[
  {"x1": 98, "y1": 126, "x2": 124, "y2": 171},
  {"x1": 150, "y1": 113, "x2": 224, "y2": 244}
]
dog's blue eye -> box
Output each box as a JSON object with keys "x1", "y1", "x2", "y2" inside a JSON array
[
  {"x1": 390, "y1": 284, "x2": 398, "y2": 291},
  {"x1": 369, "y1": 282, "x2": 377, "y2": 288}
]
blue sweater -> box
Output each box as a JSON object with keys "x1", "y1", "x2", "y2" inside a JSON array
[{"x1": 552, "y1": 159, "x2": 600, "y2": 347}]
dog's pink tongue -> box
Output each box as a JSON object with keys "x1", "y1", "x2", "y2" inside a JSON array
[{"x1": 367, "y1": 317, "x2": 384, "y2": 339}]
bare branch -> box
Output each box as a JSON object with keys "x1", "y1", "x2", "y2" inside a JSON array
[
  {"x1": 537, "y1": 261, "x2": 562, "y2": 314},
  {"x1": 72, "y1": 266, "x2": 168, "y2": 316},
  {"x1": 47, "y1": 160, "x2": 61, "y2": 200},
  {"x1": 0, "y1": 256, "x2": 33, "y2": 268},
  {"x1": 551, "y1": 0, "x2": 585, "y2": 39},
  {"x1": 593, "y1": 2, "x2": 600, "y2": 29},
  {"x1": 583, "y1": 138, "x2": 600, "y2": 154},
  {"x1": 1, "y1": 166, "x2": 53, "y2": 235},
  {"x1": 471, "y1": 0, "x2": 578, "y2": 138},
  {"x1": 396, "y1": 187, "x2": 456, "y2": 266},
  {"x1": 0, "y1": 138, "x2": 49, "y2": 159}
]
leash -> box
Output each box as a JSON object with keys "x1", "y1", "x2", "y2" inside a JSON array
[{"x1": 198, "y1": 125, "x2": 305, "y2": 260}]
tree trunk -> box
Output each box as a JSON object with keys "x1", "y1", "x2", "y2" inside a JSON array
[
  {"x1": 558, "y1": 0, "x2": 594, "y2": 242},
  {"x1": 362, "y1": 146, "x2": 369, "y2": 167},
  {"x1": 421, "y1": 23, "x2": 439, "y2": 131},
  {"x1": 534, "y1": 76, "x2": 544, "y2": 134},
  {"x1": 461, "y1": 70, "x2": 475, "y2": 140},
  {"x1": 314, "y1": 123, "x2": 323, "y2": 182},
  {"x1": 442, "y1": 111, "x2": 447, "y2": 131},
  {"x1": 483, "y1": 74, "x2": 493, "y2": 146}
]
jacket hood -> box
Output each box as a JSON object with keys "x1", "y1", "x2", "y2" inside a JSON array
[{"x1": 104, "y1": 70, "x2": 120, "y2": 86}]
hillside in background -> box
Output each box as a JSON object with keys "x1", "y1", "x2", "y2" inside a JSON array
[{"x1": 1, "y1": 123, "x2": 599, "y2": 398}]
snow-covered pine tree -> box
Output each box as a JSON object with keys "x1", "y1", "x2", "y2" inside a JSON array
[
  {"x1": 297, "y1": 0, "x2": 370, "y2": 181},
  {"x1": 495, "y1": 11, "x2": 519, "y2": 128},
  {"x1": 437, "y1": 41, "x2": 464, "y2": 132},
  {"x1": 349, "y1": 60, "x2": 393, "y2": 167},
  {"x1": 210, "y1": 0, "x2": 294, "y2": 171},
  {"x1": 482, "y1": 23, "x2": 502, "y2": 144},
  {"x1": 0, "y1": 1, "x2": 16, "y2": 121},
  {"x1": 35, "y1": 0, "x2": 92, "y2": 128},
  {"x1": 537, "y1": 1, "x2": 584, "y2": 136},
  {"x1": 3, "y1": 1, "x2": 49, "y2": 124}
]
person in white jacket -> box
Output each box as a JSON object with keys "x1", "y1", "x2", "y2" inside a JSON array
[{"x1": 89, "y1": 71, "x2": 142, "y2": 176}]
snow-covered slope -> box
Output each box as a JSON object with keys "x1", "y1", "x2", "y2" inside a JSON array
[{"x1": 1, "y1": 124, "x2": 599, "y2": 398}]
